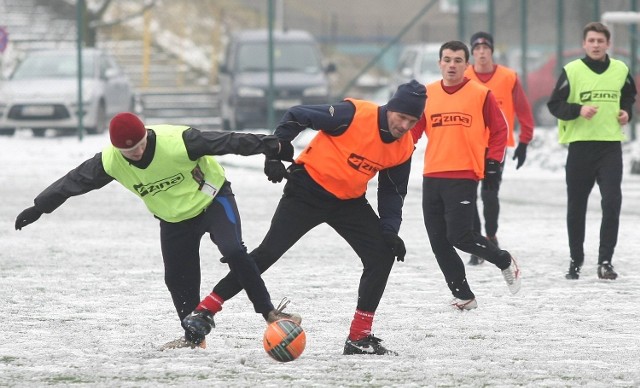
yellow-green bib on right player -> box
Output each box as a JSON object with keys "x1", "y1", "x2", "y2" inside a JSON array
[{"x1": 558, "y1": 58, "x2": 628, "y2": 144}]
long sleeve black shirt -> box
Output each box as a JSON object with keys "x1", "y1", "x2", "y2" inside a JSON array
[
  {"x1": 33, "y1": 128, "x2": 279, "y2": 213},
  {"x1": 547, "y1": 54, "x2": 637, "y2": 121}
]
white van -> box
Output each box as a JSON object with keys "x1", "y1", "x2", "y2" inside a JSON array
[{"x1": 388, "y1": 43, "x2": 441, "y2": 97}]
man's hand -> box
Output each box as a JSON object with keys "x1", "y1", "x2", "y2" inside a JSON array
[
  {"x1": 618, "y1": 110, "x2": 630, "y2": 125},
  {"x1": 580, "y1": 105, "x2": 598, "y2": 120},
  {"x1": 15, "y1": 206, "x2": 43, "y2": 230},
  {"x1": 382, "y1": 232, "x2": 406, "y2": 262},
  {"x1": 512, "y1": 142, "x2": 528, "y2": 169},
  {"x1": 264, "y1": 158, "x2": 287, "y2": 183},
  {"x1": 277, "y1": 141, "x2": 294, "y2": 162},
  {"x1": 484, "y1": 159, "x2": 502, "y2": 191}
]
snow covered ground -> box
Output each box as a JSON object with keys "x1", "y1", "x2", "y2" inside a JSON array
[{"x1": 1, "y1": 128, "x2": 639, "y2": 387}]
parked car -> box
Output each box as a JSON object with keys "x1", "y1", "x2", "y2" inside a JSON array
[
  {"x1": 218, "y1": 29, "x2": 336, "y2": 131},
  {"x1": 0, "y1": 48, "x2": 134, "y2": 136},
  {"x1": 525, "y1": 48, "x2": 640, "y2": 127},
  {"x1": 388, "y1": 43, "x2": 441, "y2": 98}
]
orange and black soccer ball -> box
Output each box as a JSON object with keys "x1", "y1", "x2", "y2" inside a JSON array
[{"x1": 263, "y1": 319, "x2": 306, "y2": 362}]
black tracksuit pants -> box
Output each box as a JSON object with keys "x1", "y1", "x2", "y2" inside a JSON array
[
  {"x1": 473, "y1": 161, "x2": 504, "y2": 238},
  {"x1": 159, "y1": 186, "x2": 273, "y2": 338},
  {"x1": 213, "y1": 178, "x2": 396, "y2": 313},
  {"x1": 422, "y1": 177, "x2": 511, "y2": 300},
  {"x1": 565, "y1": 141, "x2": 622, "y2": 266}
]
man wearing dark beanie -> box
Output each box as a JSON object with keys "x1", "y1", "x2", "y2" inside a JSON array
[
  {"x1": 470, "y1": 31, "x2": 494, "y2": 52},
  {"x1": 209, "y1": 80, "x2": 426, "y2": 356},
  {"x1": 387, "y1": 79, "x2": 429, "y2": 119},
  {"x1": 465, "y1": 31, "x2": 535, "y2": 266},
  {"x1": 15, "y1": 112, "x2": 301, "y2": 350}
]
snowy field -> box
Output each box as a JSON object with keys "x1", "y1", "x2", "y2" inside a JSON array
[{"x1": 1, "y1": 128, "x2": 640, "y2": 387}]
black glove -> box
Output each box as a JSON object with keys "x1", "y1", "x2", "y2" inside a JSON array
[
  {"x1": 15, "y1": 206, "x2": 43, "y2": 230},
  {"x1": 483, "y1": 159, "x2": 502, "y2": 191},
  {"x1": 382, "y1": 232, "x2": 406, "y2": 262},
  {"x1": 512, "y1": 142, "x2": 528, "y2": 170},
  {"x1": 277, "y1": 141, "x2": 294, "y2": 162},
  {"x1": 264, "y1": 157, "x2": 287, "y2": 183}
]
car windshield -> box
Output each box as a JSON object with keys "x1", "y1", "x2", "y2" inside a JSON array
[
  {"x1": 11, "y1": 53, "x2": 95, "y2": 80},
  {"x1": 419, "y1": 50, "x2": 440, "y2": 75},
  {"x1": 236, "y1": 42, "x2": 321, "y2": 73}
]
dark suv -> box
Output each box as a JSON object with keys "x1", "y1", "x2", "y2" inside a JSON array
[{"x1": 218, "y1": 29, "x2": 335, "y2": 130}]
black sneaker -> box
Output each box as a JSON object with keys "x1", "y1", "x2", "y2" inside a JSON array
[
  {"x1": 598, "y1": 263, "x2": 618, "y2": 280},
  {"x1": 343, "y1": 335, "x2": 397, "y2": 356},
  {"x1": 468, "y1": 254, "x2": 484, "y2": 265},
  {"x1": 487, "y1": 236, "x2": 500, "y2": 248},
  {"x1": 182, "y1": 309, "x2": 215, "y2": 338},
  {"x1": 565, "y1": 261, "x2": 581, "y2": 280}
]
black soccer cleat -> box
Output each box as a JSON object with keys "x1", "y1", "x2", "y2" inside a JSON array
[
  {"x1": 343, "y1": 335, "x2": 397, "y2": 356},
  {"x1": 565, "y1": 261, "x2": 581, "y2": 280},
  {"x1": 597, "y1": 263, "x2": 618, "y2": 280},
  {"x1": 159, "y1": 336, "x2": 206, "y2": 350},
  {"x1": 182, "y1": 309, "x2": 215, "y2": 338}
]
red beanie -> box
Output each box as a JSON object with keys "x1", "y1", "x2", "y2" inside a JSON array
[{"x1": 109, "y1": 112, "x2": 147, "y2": 149}]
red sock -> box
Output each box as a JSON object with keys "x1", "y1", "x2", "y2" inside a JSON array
[
  {"x1": 348, "y1": 309, "x2": 374, "y2": 341},
  {"x1": 196, "y1": 292, "x2": 224, "y2": 314}
]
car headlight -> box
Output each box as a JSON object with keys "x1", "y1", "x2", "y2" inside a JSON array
[
  {"x1": 303, "y1": 85, "x2": 328, "y2": 97},
  {"x1": 237, "y1": 86, "x2": 264, "y2": 97}
]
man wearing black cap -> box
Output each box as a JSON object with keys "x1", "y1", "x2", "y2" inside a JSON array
[
  {"x1": 14, "y1": 112, "x2": 299, "y2": 350},
  {"x1": 199, "y1": 80, "x2": 427, "y2": 356},
  {"x1": 464, "y1": 31, "x2": 535, "y2": 265}
]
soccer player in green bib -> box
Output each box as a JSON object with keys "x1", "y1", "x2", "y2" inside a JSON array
[{"x1": 15, "y1": 112, "x2": 300, "y2": 349}]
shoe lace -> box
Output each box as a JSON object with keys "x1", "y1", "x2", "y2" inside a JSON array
[
  {"x1": 503, "y1": 267, "x2": 515, "y2": 284},
  {"x1": 366, "y1": 335, "x2": 382, "y2": 344},
  {"x1": 600, "y1": 263, "x2": 615, "y2": 273},
  {"x1": 275, "y1": 297, "x2": 291, "y2": 314},
  {"x1": 503, "y1": 257, "x2": 520, "y2": 284}
]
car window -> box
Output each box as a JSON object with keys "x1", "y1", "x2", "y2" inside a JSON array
[
  {"x1": 236, "y1": 42, "x2": 321, "y2": 73},
  {"x1": 419, "y1": 51, "x2": 440, "y2": 74},
  {"x1": 11, "y1": 53, "x2": 95, "y2": 80},
  {"x1": 396, "y1": 50, "x2": 418, "y2": 72},
  {"x1": 100, "y1": 55, "x2": 116, "y2": 78}
]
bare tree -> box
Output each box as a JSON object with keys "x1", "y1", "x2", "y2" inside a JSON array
[{"x1": 81, "y1": 0, "x2": 156, "y2": 47}]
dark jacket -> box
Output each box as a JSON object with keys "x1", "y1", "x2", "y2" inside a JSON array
[
  {"x1": 273, "y1": 100, "x2": 413, "y2": 234},
  {"x1": 547, "y1": 54, "x2": 637, "y2": 121},
  {"x1": 33, "y1": 128, "x2": 279, "y2": 214}
]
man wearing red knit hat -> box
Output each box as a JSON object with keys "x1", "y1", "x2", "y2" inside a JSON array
[{"x1": 15, "y1": 112, "x2": 300, "y2": 350}]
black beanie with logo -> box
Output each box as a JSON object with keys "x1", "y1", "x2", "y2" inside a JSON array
[
  {"x1": 387, "y1": 79, "x2": 427, "y2": 119},
  {"x1": 470, "y1": 31, "x2": 494, "y2": 51}
]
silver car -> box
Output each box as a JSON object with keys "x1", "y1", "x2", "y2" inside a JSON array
[
  {"x1": 388, "y1": 43, "x2": 442, "y2": 98},
  {"x1": 0, "y1": 48, "x2": 134, "y2": 137}
]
